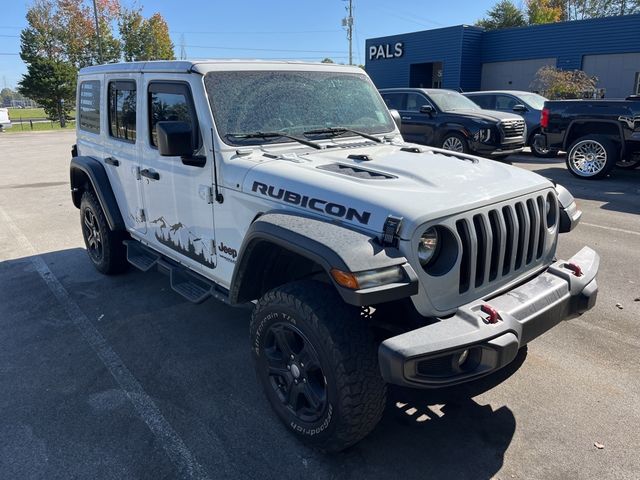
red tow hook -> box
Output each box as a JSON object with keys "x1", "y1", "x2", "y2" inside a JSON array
[
  {"x1": 565, "y1": 262, "x2": 583, "y2": 277},
  {"x1": 481, "y1": 304, "x2": 501, "y2": 324}
]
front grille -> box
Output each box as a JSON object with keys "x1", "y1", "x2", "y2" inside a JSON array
[
  {"x1": 455, "y1": 194, "x2": 551, "y2": 294},
  {"x1": 500, "y1": 119, "x2": 526, "y2": 139}
]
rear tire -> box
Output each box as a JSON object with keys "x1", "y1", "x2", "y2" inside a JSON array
[
  {"x1": 566, "y1": 135, "x2": 617, "y2": 179},
  {"x1": 250, "y1": 280, "x2": 386, "y2": 452},
  {"x1": 530, "y1": 130, "x2": 557, "y2": 158},
  {"x1": 80, "y1": 190, "x2": 128, "y2": 274}
]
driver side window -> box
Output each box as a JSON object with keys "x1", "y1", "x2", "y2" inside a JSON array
[
  {"x1": 148, "y1": 82, "x2": 199, "y2": 148},
  {"x1": 495, "y1": 95, "x2": 518, "y2": 111},
  {"x1": 406, "y1": 93, "x2": 430, "y2": 112}
]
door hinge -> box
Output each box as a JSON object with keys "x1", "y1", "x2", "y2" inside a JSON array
[
  {"x1": 135, "y1": 167, "x2": 141, "y2": 180},
  {"x1": 211, "y1": 239, "x2": 216, "y2": 254},
  {"x1": 139, "y1": 209, "x2": 146, "y2": 222},
  {"x1": 207, "y1": 186, "x2": 214, "y2": 204}
]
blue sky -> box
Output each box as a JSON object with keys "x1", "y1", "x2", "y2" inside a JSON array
[{"x1": 0, "y1": 0, "x2": 496, "y2": 89}]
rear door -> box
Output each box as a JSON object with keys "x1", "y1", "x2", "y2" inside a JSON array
[
  {"x1": 139, "y1": 77, "x2": 217, "y2": 274},
  {"x1": 102, "y1": 76, "x2": 146, "y2": 233}
]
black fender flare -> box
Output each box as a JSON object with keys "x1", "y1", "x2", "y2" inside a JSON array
[
  {"x1": 563, "y1": 119, "x2": 625, "y2": 154},
  {"x1": 70, "y1": 156, "x2": 125, "y2": 231},
  {"x1": 229, "y1": 212, "x2": 418, "y2": 306}
]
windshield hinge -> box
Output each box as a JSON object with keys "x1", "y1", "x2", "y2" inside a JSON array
[{"x1": 381, "y1": 215, "x2": 402, "y2": 247}]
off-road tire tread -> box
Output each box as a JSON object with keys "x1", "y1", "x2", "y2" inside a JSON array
[
  {"x1": 80, "y1": 190, "x2": 128, "y2": 274},
  {"x1": 251, "y1": 280, "x2": 386, "y2": 452}
]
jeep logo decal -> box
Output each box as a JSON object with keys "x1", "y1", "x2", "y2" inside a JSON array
[
  {"x1": 251, "y1": 181, "x2": 371, "y2": 225},
  {"x1": 218, "y1": 242, "x2": 238, "y2": 259}
]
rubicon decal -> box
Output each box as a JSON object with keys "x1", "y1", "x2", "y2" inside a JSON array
[{"x1": 252, "y1": 181, "x2": 371, "y2": 225}]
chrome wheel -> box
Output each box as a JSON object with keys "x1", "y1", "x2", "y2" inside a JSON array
[
  {"x1": 82, "y1": 208, "x2": 103, "y2": 261},
  {"x1": 569, "y1": 140, "x2": 607, "y2": 176},
  {"x1": 442, "y1": 136, "x2": 465, "y2": 152}
]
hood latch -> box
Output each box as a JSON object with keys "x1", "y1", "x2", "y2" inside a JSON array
[{"x1": 381, "y1": 215, "x2": 403, "y2": 247}]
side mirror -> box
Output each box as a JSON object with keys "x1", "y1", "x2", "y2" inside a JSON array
[
  {"x1": 388, "y1": 109, "x2": 402, "y2": 129},
  {"x1": 512, "y1": 104, "x2": 528, "y2": 112},
  {"x1": 420, "y1": 104, "x2": 434, "y2": 114},
  {"x1": 157, "y1": 121, "x2": 194, "y2": 157}
]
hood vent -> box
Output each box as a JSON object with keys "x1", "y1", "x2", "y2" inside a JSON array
[
  {"x1": 400, "y1": 146, "x2": 477, "y2": 163},
  {"x1": 317, "y1": 163, "x2": 395, "y2": 179}
]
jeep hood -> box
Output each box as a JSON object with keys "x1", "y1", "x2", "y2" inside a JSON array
[
  {"x1": 446, "y1": 109, "x2": 523, "y2": 123},
  {"x1": 240, "y1": 142, "x2": 552, "y2": 239}
]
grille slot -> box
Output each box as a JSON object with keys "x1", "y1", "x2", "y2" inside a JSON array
[
  {"x1": 456, "y1": 194, "x2": 551, "y2": 295},
  {"x1": 500, "y1": 119, "x2": 525, "y2": 138}
]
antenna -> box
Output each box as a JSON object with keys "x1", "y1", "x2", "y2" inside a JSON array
[
  {"x1": 342, "y1": 0, "x2": 354, "y2": 65},
  {"x1": 91, "y1": 0, "x2": 104, "y2": 64}
]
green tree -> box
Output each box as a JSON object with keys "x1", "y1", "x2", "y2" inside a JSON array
[
  {"x1": 119, "y1": 8, "x2": 174, "y2": 61},
  {"x1": 321, "y1": 58, "x2": 335, "y2": 63},
  {"x1": 18, "y1": 58, "x2": 76, "y2": 120},
  {"x1": 477, "y1": 0, "x2": 527, "y2": 29}
]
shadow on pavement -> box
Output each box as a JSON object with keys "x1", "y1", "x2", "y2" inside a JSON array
[
  {"x1": 1, "y1": 247, "x2": 520, "y2": 480},
  {"x1": 508, "y1": 153, "x2": 640, "y2": 215}
]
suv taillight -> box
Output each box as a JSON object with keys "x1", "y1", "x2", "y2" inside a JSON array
[{"x1": 540, "y1": 108, "x2": 549, "y2": 129}]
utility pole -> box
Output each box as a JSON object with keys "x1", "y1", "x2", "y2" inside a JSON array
[
  {"x1": 91, "y1": 0, "x2": 104, "y2": 64},
  {"x1": 180, "y1": 34, "x2": 187, "y2": 60},
  {"x1": 342, "y1": 0, "x2": 354, "y2": 65}
]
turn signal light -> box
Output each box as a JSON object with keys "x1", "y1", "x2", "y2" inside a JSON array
[{"x1": 330, "y1": 269, "x2": 360, "y2": 289}]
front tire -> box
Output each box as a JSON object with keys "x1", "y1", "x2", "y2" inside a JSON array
[
  {"x1": 80, "y1": 190, "x2": 128, "y2": 274},
  {"x1": 441, "y1": 132, "x2": 468, "y2": 153},
  {"x1": 566, "y1": 135, "x2": 618, "y2": 179},
  {"x1": 250, "y1": 280, "x2": 386, "y2": 452}
]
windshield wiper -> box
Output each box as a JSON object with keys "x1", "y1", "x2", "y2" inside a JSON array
[
  {"x1": 226, "y1": 131, "x2": 322, "y2": 150},
  {"x1": 303, "y1": 127, "x2": 382, "y2": 143}
]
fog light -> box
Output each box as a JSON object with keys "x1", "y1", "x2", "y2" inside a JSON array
[{"x1": 457, "y1": 349, "x2": 469, "y2": 367}]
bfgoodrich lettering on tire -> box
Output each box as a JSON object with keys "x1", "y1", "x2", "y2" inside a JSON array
[{"x1": 250, "y1": 280, "x2": 386, "y2": 452}]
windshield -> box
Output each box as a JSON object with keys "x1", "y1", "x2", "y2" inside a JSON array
[
  {"x1": 204, "y1": 70, "x2": 395, "y2": 146},
  {"x1": 428, "y1": 90, "x2": 481, "y2": 112},
  {"x1": 517, "y1": 92, "x2": 547, "y2": 110}
]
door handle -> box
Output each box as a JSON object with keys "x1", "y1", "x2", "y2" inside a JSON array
[
  {"x1": 104, "y1": 157, "x2": 119, "y2": 166},
  {"x1": 140, "y1": 168, "x2": 160, "y2": 181},
  {"x1": 402, "y1": 116, "x2": 412, "y2": 120}
]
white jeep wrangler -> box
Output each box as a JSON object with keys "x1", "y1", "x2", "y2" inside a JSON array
[{"x1": 71, "y1": 60, "x2": 599, "y2": 451}]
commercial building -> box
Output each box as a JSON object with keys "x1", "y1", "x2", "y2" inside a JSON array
[{"x1": 365, "y1": 14, "x2": 640, "y2": 98}]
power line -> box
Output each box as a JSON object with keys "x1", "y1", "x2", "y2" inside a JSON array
[
  {"x1": 0, "y1": 53, "x2": 20, "y2": 56},
  {"x1": 183, "y1": 44, "x2": 347, "y2": 54},
  {"x1": 171, "y1": 29, "x2": 342, "y2": 35}
]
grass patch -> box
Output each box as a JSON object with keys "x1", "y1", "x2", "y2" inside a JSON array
[
  {"x1": 3, "y1": 120, "x2": 76, "y2": 133},
  {"x1": 7, "y1": 107, "x2": 76, "y2": 120}
]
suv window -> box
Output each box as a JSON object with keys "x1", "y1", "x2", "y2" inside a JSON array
[
  {"x1": 495, "y1": 95, "x2": 518, "y2": 111},
  {"x1": 108, "y1": 81, "x2": 137, "y2": 143},
  {"x1": 381, "y1": 93, "x2": 405, "y2": 111},
  {"x1": 78, "y1": 80, "x2": 101, "y2": 134},
  {"x1": 148, "y1": 82, "x2": 198, "y2": 148},
  {"x1": 469, "y1": 94, "x2": 494, "y2": 109},
  {"x1": 406, "y1": 93, "x2": 430, "y2": 112}
]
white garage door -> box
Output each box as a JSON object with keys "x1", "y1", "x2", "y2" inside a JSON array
[
  {"x1": 481, "y1": 58, "x2": 556, "y2": 91},
  {"x1": 582, "y1": 53, "x2": 640, "y2": 99}
]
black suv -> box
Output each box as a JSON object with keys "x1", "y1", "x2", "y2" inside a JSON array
[{"x1": 380, "y1": 88, "x2": 526, "y2": 157}]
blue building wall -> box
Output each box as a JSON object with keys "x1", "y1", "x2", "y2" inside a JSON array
[{"x1": 366, "y1": 14, "x2": 640, "y2": 90}]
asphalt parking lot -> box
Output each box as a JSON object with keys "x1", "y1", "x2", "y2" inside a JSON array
[{"x1": 1, "y1": 130, "x2": 639, "y2": 480}]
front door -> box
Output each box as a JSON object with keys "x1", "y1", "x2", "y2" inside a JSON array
[
  {"x1": 140, "y1": 77, "x2": 217, "y2": 274},
  {"x1": 401, "y1": 92, "x2": 437, "y2": 146}
]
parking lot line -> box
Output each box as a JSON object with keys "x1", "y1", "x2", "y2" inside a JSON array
[
  {"x1": 0, "y1": 205, "x2": 211, "y2": 480},
  {"x1": 581, "y1": 222, "x2": 640, "y2": 237}
]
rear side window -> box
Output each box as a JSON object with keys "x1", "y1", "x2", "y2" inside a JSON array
[
  {"x1": 495, "y1": 95, "x2": 518, "y2": 110},
  {"x1": 108, "y1": 81, "x2": 137, "y2": 142},
  {"x1": 148, "y1": 82, "x2": 198, "y2": 147},
  {"x1": 469, "y1": 95, "x2": 494, "y2": 109},
  {"x1": 381, "y1": 93, "x2": 405, "y2": 110},
  {"x1": 78, "y1": 80, "x2": 101, "y2": 134}
]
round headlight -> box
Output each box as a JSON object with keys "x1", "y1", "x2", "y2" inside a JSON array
[{"x1": 418, "y1": 227, "x2": 439, "y2": 267}]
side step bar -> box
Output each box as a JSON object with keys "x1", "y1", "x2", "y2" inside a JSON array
[{"x1": 124, "y1": 240, "x2": 231, "y2": 305}]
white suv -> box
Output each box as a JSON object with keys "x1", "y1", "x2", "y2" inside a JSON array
[
  {"x1": 71, "y1": 60, "x2": 599, "y2": 451},
  {"x1": 0, "y1": 108, "x2": 12, "y2": 131}
]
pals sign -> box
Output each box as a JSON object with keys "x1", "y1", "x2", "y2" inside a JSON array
[{"x1": 369, "y1": 42, "x2": 404, "y2": 60}]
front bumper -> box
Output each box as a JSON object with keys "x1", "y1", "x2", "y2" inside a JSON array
[
  {"x1": 470, "y1": 139, "x2": 525, "y2": 157},
  {"x1": 378, "y1": 246, "x2": 599, "y2": 388}
]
